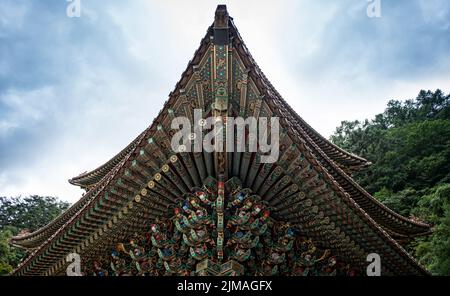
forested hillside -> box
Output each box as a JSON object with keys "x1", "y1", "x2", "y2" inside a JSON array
[
  {"x1": 0, "y1": 196, "x2": 70, "y2": 275},
  {"x1": 331, "y1": 89, "x2": 450, "y2": 275}
]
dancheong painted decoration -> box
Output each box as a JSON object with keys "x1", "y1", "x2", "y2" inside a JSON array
[{"x1": 10, "y1": 5, "x2": 431, "y2": 276}]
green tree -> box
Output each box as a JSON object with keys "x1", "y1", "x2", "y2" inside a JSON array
[
  {"x1": 0, "y1": 195, "x2": 70, "y2": 275},
  {"x1": 331, "y1": 89, "x2": 450, "y2": 275},
  {"x1": 0, "y1": 196, "x2": 70, "y2": 232},
  {"x1": 331, "y1": 89, "x2": 450, "y2": 193},
  {"x1": 412, "y1": 184, "x2": 450, "y2": 275}
]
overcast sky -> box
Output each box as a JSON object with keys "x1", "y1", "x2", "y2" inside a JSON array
[{"x1": 1, "y1": 0, "x2": 449, "y2": 203}]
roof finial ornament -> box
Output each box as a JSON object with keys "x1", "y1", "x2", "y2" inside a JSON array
[
  {"x1": 213, "y1": 5, "x2": 229, "y2": 45},
  {"x1": 214, "y1": 5, "x2": 229, "y2": 28}
]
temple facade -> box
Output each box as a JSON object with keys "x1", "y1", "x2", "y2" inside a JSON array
[{"x1": 11, "y1": 6, "x2": 430, "y2": 276}]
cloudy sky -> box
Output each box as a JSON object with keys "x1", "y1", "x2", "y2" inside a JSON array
[{"x1": 1, "y1": 0, "x2": 449, "y2": 203}]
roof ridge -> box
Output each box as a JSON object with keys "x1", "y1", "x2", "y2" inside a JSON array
[
  {"x1": 12, "y1": 20, "x2": 216, "y2": 276},
  {"x1": 228, "y1": 18, "x2": 429, "y2": 274},
  {"x1": 228, "y1": 19, "x2": 430, "y2": 236},
  {"x1": 229, "y1": 19, "x2": 370, "y2": 173}
]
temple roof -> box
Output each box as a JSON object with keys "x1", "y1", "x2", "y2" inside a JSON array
[{"x1": 11, "y1": 5, "x2": 430, "y2": 276}]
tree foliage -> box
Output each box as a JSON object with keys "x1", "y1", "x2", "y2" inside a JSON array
[
  {"x1": 0, "y1": 196, "x2": 70, "y2": 275},
  {"x1": 331, "y1": 89, "x2": 450, "y2": 275}
]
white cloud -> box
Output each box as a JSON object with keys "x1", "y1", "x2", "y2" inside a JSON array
[
  {"x1": 0, "y1": 87, "x2": 56, "y2": 126},
  {"x1": 1, "y1": 0, "x2": 449, "y2": 203},
  {"x1": 0, "y1": 1, "x2": 29, "y2": 33}
]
